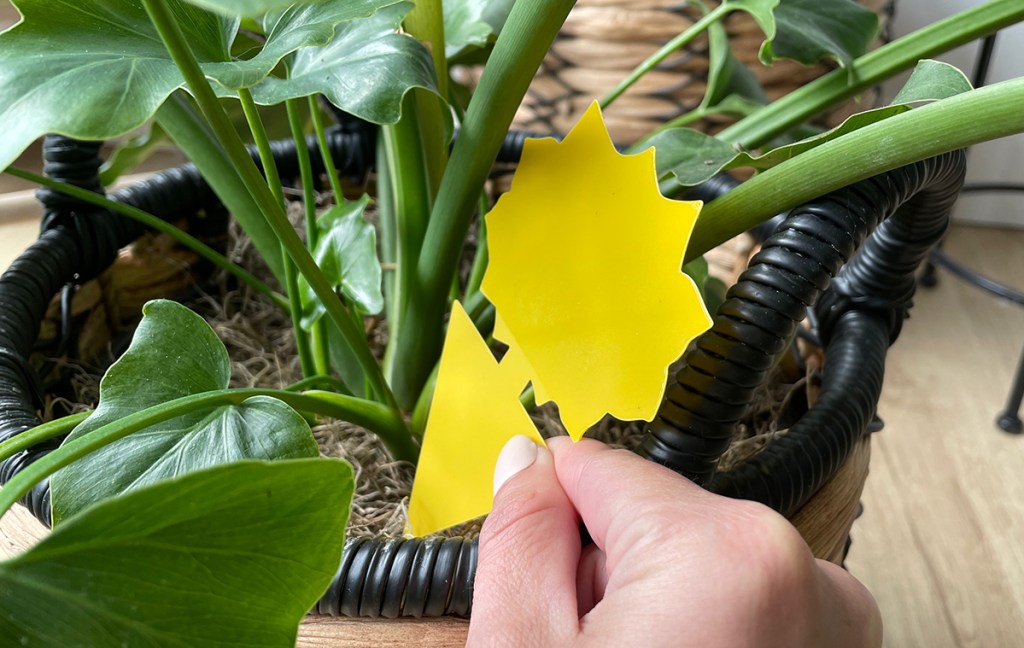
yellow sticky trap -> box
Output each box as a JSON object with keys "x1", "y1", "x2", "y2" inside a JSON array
[
  {"x1": 482, "y1": 102, "x2": 711, "y2": 439},
  {"x1": 407, "y1": 302, "x2": 543, "y2": 537},
  {"x1": 407, "y1": 103, "x2": 713, "y2": 535}
]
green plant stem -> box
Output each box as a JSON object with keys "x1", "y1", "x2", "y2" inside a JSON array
[
  {"x1": 690, "y1": 78, "x2": 1024, "y2": 261},
  {"x1": 286, "y1": 98, "x2": 330, "y2": 376},
  {"x1": 141, "y1": 0, "x2": 396, "y2": 410},
  {"x1": 409, "y1": 362, "x2": 439, "y2": 438},
  {"x1": 238, "y1": 89, "x2": 287, "y2": 209},
  {"x1": 392, "y1": 0, "x2": 577, "y2": 410},
  {"x1": 309, "y1": 95, "x2": 346, "y2": 203},
  {"x1": 376, "y1": 135, "x2": 398, "y2": 326},
  {"x1": 464, "y1": 194, "x2": 489, "y2": 300},
  {"x1": 4, "y1": 167, "x2": 289, "y2": 312},
  {"x1": 717, "y1": 0, "x2": 1024, "y2": 149},
  {"x1": 403, "y1": 0, "x2": 449, "y2": 194},
  {"x1": 600, "y1": 3, "x2": 729, "y2": 109},
  {"x1": 380, "y1": 101, "x2": 434, "y2": 391},
  {"x1": 238, "y1": 88, "x2": 316, "y2": 378},
  {"x1": 0, "y1": 387, "x2": 416, "y2": 518},
  {"x1": 284, "y1": 375, "x2": 351, "y2": 395},
  {"x1": 155, "y1": 94, "x2": 285, "y2": 284},
  {"x1": 0, "y1": 412, "x2": 90, "y2": 463}
]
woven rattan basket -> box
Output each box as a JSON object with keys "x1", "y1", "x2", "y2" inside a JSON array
[{"x1": 501, "y1": 0, "x2": 894, "y2": 144}]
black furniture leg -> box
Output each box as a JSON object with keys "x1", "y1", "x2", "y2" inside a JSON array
[{"x1": 998, "y1": 345, "x2": 1024, "y2": 434}]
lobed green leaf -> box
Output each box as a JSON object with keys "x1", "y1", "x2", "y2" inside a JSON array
[
  {"x1": 251, "y1": 3, "x2": 438, "y2": 124},
  {"x1": 300, "y1": 193, "x2": 385, "y2": 327},
  {"x1": 0, "y1": 0, "x2": 399, "y2": 170},
  {"x1": 182, "y1": 0, "x2": 326, "y2": 18},
  {"x1": 49, "y1": 300, "x2": 318, "y2": 524},
  {"x1": 759, "y1": 0, "x2": 878, "y2": 68},
  {"x1": 1, "y1": 459, "x2": 352, "y2": 648}
]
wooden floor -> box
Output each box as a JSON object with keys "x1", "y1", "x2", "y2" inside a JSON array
[
  {"x1": 845, "y1": 225, "x2": 1024, "y2": 647},
  {"x1": 1, "y1": 225, "x2": 1022, "y2": 646}
]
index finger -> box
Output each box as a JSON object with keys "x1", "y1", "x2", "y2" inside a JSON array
[{"x1": 547, "y1": 437, "x2": 719, "y2": 569}]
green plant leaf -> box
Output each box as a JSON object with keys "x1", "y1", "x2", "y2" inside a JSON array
[
  {"x1": 892, "y1": 58, "x2": 974, "y2": 104},
  {"x1": 654, "y1": 60, "x2": 972, "y2": 189},
  {"x1": 723, "y1": 0, "x2": 779, "y2": 40},
  {"x1": 99, "y1": 123, "x2": 170, "y2": 186},
  {"x1": 183, "y1": 0, "x2": 325, "y2": 18},
  {"x1": 251, "y1": 3, "x2": 438, "y2": 124},
  {"x1": 300, "y1": 194, "x2": 385, "y2": 330},
  {"x1": 703, "y1": 17, "x2": 769, "y2": 109},
  {"x1": 1, "y1": 459, "x2": 352, "y2": 648},
  {"x1": 49, "y1": 300, "x2": 318, "y2": 525},
  {"x1": 759, "y1": 0, "x2": 878, "y2": 68},
  {"x1": 0, "y1": 0, "x2": 398, "y2": 171},
  {"x1": 443, "y1": 0, "x2": 512, "y2": 58}
]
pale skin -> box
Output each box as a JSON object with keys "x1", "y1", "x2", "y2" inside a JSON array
[{"x1": 468, "y1": 435, "x2": 883, "y2": 647}]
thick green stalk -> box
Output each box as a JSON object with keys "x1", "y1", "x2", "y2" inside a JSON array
[
  {"x1": 376, "y1": 135, "x2": 399, "y2": 326},
  {"x1": 718, "y1": 0, "x2": 1024, "y2": 149},
  {"x1": 0, "y1": 412, "x2": 90, "y2": 463},
  {"x1": 464, "y1": 205, "x2": 489, "y2": 300},
  {"x1": 239, "y1": 89, "x2": 316, "y2": 377},
  {"x1": 0, "y1": 386, "x2": 416, "y2": 518},
  {"x1": 391, "y1": 0, "x2": 578, "y2": 409},
  {"x1": 286, "y1": 98, "x2": 330, "y2": 376},
  {"x1": 380, "y1": 101, "x2": 433, "y2": 386},
  {"x1": 309, "y1": 95, "x2": 346, "y2": 202},
  {"x1": 691, "y1": 78, "x2": 1024, "y2": 261},
  {"x1": 142, "y1": 0, "x2": 395, "y2": 408},
  {"x1": 155, "y1": 94, "x2": 285, "y2": 283},
  {"x1": 5, "y1": 167, "x2": 289, "y2": 312},
  {"x1": 403, "y1": 0, "x2": 449, "y2": 194},
  {"x1": 600, "y1": 3, "x2": 728, "y2": 109}
]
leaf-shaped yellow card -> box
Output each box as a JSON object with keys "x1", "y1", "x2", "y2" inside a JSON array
[
  {"x1": 407, "y1": 103, "x2": 711, "y2": 536},
  {"x1": 482, "y1": 102, "x2": 710, "y2": 439}
]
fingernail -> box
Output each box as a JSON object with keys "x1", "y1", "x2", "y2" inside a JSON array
[{"x1": 494, "y1": 435, "x2": 539, "y2": 495}]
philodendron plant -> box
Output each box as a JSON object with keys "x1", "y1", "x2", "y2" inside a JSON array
[{"x1": 0, "y1": 0, "x2": 1023, "y2": 643}]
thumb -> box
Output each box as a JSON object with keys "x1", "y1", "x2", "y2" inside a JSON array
[{"x1": 468, "y1": 435, "x2": 581, "y2": 646}]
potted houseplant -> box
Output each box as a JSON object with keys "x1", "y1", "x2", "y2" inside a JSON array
[{"x1": 0, "y1": 0, "x2": 1022, "y2": 644}]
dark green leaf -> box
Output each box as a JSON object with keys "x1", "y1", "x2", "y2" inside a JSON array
[
  {"x1": 0, "y1": 0, "x2": 400, "y2": 171},
  {"x1": 654, "y1": 59, "x2": 972, "y2": 189},
  {"x1": 50, "y1": 300, "x2": 318, "y2": 524},
  {"x1": 892, "y1": 59, "x2": 973, "y2": 104},
  {"x1": 723, "y1": 0, "x2": 779, "y2": 40},
  {"x1": 251, "y1": 3, "x2": 438, "y2": 124},
  {"x1": 326, "y1": 323, "x2": 369, "y2": 399},
  {"x1": 703, "y1": 17, "x2": 769, "y2": 109},
  {"x1": 2, "y1": 459, "x2": 352, "y2": 648},
  {"x1": 214, "y1": 0, "x2": 409, "y2": 91},
  {"x1": 300, "y1": 194, "x2": 385, "y2": 328},
  {"x1": 650, "y1": 129, "x2": 740, "y2": 187},
  {"x1": 183, "y1": 0, "x2": 327, "y2": 18},
  {"x1": 444, "y1": 0, "x2": 493, "y2": 58},
  {"x1": 443, "y1": 0, "x2": 514, "y2": 59},
  {"x1": 759, "y1": 0, "x2": 878, "y2": 69}
]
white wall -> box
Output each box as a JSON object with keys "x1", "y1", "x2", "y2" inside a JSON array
[{"x1": 882, "y1": 0, "x2": 1024, "y2": 228}]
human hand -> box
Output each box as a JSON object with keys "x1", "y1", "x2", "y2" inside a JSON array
[{"x1": 468, "y1": 435, "x2": 882, "y2": 647}]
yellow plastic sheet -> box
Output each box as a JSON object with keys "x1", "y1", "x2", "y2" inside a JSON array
[
  {"x1": 406, "y1": 302, "x2": 544, "y2": 536},
  {"x1": 407, "y1": 103, "x2": 711, "y2": 536},
  {"x1": 482, "y1": 102, "x2": 709, "y2": 438}
]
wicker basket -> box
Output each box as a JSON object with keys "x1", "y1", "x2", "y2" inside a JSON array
[{"x1": 503, "y1": 0, "x2": 894, "y2": 144}]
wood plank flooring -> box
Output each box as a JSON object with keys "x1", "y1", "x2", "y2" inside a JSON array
[{"x1": 846, "y1": 225, "x2": 1024, "y2": 647}]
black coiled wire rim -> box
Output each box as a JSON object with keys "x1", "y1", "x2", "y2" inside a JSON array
[{"x1": 0, "y1": 128, "x2": 965, "y2": 618}]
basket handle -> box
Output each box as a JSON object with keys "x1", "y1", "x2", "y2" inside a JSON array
[{"x1": 640, "y1": 151, "x2": 967, "y2": 516}]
